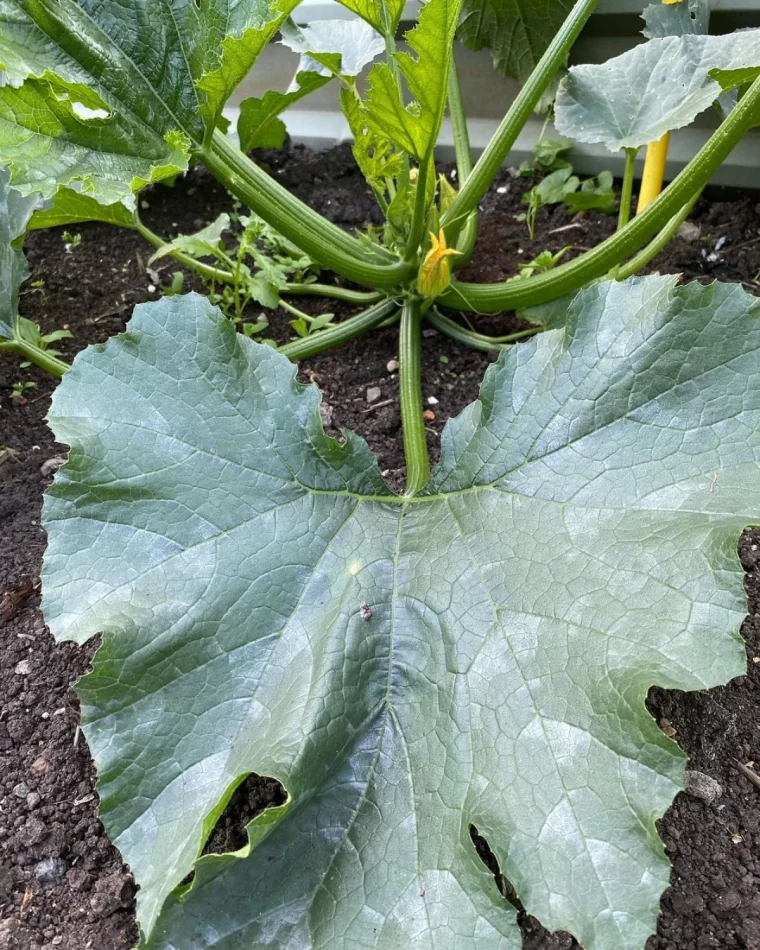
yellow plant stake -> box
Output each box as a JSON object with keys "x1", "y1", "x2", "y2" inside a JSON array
[{"x1": 637, "y1": 0, "x2": 684, "y2": 212}]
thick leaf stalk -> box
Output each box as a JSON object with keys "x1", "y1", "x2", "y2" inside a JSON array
[
  {"x1": 617, "y1": 190, "x2": 702, "y2": 281},
  {"x1": 279, "y1": 297, "x2": 399, "y2": 361},
  {"x1": 204, "y1": 131, "x2": 411, "y2": 290},
  {"x1": 447, "y1": 59, "x2": 478, "y2": 263},
  {"x1": 399, "y1": 299, "x2": 430, "y2": 494},
  {"x1": 0, "y1": 339, "x2": 69, "y2": 376},
  {"x1": 441, "y1": 73, "x2": 760, "y2": 312},
  {"x1": 442, "y1": 0, "x2": 603, "y2": 237}
]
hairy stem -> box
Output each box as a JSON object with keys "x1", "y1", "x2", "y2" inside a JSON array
[
  {"x1": 439, "y1": 74, "x2": 760, "y2": 312},
  {"x1": 381, "y1": 10, "x2": 411, "y2": 188},
  {"x1": 442, "y1": 0, "x2": 602, "y2": 238},
  {"x1": 282, "y1": 283, "x2": 384, "y2": 304},
  {"x1": 399, "y1": 300, "x2": 430, "y2": 496},
  {"x1": 616, "y1": 190, "x2": 702, "y2": 281},
  {"x1": 426, "y1": 309, "x2": 540, "y2": 351},
  {"x1": 447, "y1": 59, "x2": 478, "y2": 265},
  {"x1": 0, "y1": 339, "x2": 69, "y2": 376},
  {"x1": 203, "y1": 131, "x2": 412, "y2": 290},
  {"x1": 279, "y1": 298, "x2": 398, "y2": 361},
  {"x1": 404, "y1": 160, "x2": 431, "y2": 264},
  {"x1": 617, "y1": 149, "x2": 638, "y2": 232}
]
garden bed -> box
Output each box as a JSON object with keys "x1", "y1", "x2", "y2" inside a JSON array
[{"x1": 1, "y1": 143, "x2": 760, "y2": 950}]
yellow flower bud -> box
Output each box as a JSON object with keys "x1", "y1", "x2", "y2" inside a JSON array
[{"x1": 417, "y1": 229, "x2": 460, "y2": 299}]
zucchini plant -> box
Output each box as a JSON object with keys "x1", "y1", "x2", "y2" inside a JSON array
[{"x1": 2, "y1": 0, "x2": 760, "y2": 947}]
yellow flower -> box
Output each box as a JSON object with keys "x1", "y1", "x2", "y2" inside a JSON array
[{"x1": 417, "y1": 229, "x2": 460, "y2": 298}]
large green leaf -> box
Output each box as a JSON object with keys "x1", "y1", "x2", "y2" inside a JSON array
[
  {"x1": 555, "y1": 30, "x2": 760, "y2": 152},
  {"x1": 362, "y1": 0, "x2": 462, "y2": 161},
  {"x1": 458, "y1": 0, "x2": 574, "y2": 83},
  {"x1": 0, "y1": 0, "x2": 299, "y2": 212},
  {"x1": 0, "y1": 164, "x2": 38, "y2": 339},
  {"x1": 44, "y1": 276, "x2": 758, "y2": 949}
]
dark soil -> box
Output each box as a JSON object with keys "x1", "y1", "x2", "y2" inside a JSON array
[{"x1": 1, "y1": 142, "x2": 760, "y2": 950}]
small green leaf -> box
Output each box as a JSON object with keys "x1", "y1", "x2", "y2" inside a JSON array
[
  {"x1": 555, "y1": 31, "x2": 760, "y2": 152},
  {"x1": 529, "y1": 166, "x2": 580, "y2": 205},
  {"x1": 362, "y1": 0, "x2": 463, "y2": 161},
  {"x1": 238, "y1": 71, "x2": 330, "y2": 152},
  {"x1": 44, "y1": 277, "x2": 760, "y2": 948},
  {"x1": 458, "y1": 0, "x2": 574, "y2": 83},
  {"x1": 40, "y1": 328, "x2": 74, "y2": 345},
  {"x1": 519, "y1": 138, "x2": 573, "y2": 177},
  {"x1": 289, "y1": 315, "x2": 309, "y2": 337},
  {"x1": 148, "y1": 214, "x2": 231, "y2": 265},
  {"x1": 308, "y1": 311, "x2": 336, "y2": 332},
  {"x1": 564, "y1": 170, "x2": 617, "y2": 214}
]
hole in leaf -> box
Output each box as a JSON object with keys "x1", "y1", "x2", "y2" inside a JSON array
[
  {"x1": 469, "y1": 825, "x2": 521, "y2": 911},
  {"x1": 178, "y1": 773, "x2": 286, "y2": 888},
  {"x1": 203, "y1": 773, "x2": 286, "y2": 856},
  {"x1": 469, "y1": 826, "x2": 577, "y2": 948}
]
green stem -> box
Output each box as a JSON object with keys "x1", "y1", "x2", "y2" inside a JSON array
[
  {"x1": 404, "y1": 160, "x2": 431, "y2": 264},
  {"x1": 203, "y1": 131, "x2": 411, "y2": 290},
  {"x1": 381, "y1": 12, "x2": 410, "y2": 188},
  {"x1": 0, "y1": 339, "x2": 69, "y2": 376},
  {"x1": 278, "y1": 299, "x2": 332, "y2": 323},
  {"x1": 282, "y1": 283, "x2": 384, "y2": 304},
  {"x1": 399, "y1": 300, "x2": 430, "y2": 496},
  {"x1": 617, "y1": 148, "x2": 638, "y2": 232},
  {"x1": 426, "y1": 309, "x2": 540, "y2": 351},
  {"x1": 134, "y1": 213, "x2": 235, "y2": 284},
  {"x1": 439, "y1": 74, "x2": 760, "y2": 313},
  {"x1": 279, "y1": 298, "x2": 398, "y2": 361},
  {"x1": 442, "y1": 0, "x2": 602, "y2": 238},
  {"x1": 447, "y1": 59, "x2": 478, "y2": 265},
  {"x1": 616, "y1": 190, "x2": 702, "y2": 281}
]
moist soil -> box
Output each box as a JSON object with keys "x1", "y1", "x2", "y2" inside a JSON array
[{"x1": 2, "y1": 142, "x2": 760, "y2": 950}]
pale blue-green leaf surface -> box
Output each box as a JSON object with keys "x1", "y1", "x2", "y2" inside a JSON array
[
  {"x1": 43, "y1": 277, "x2": 759, "y2": 948},
  {"x1": 555, "y1": 30, "x2": 760, "y2": 151},
  {"x1": 280, "y1": 18, "x2": 385, "y2": 77},
  {"x1": 642, "y1": 0, "x2": 710, "y2": 38}
]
